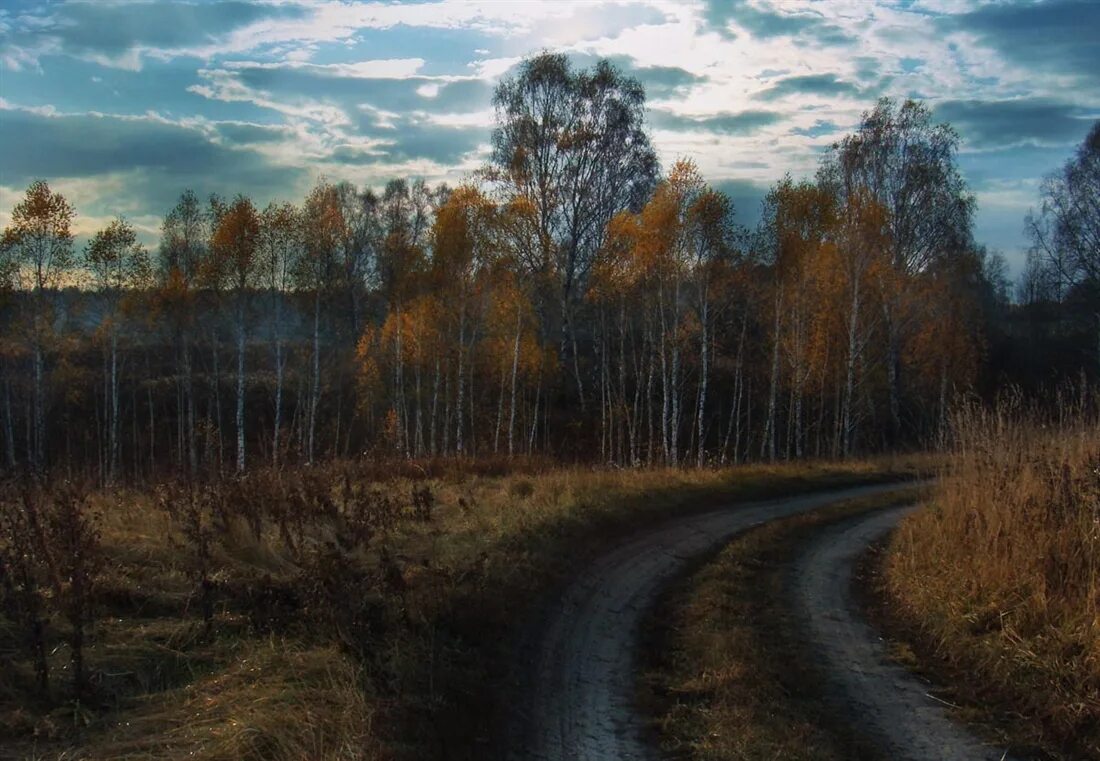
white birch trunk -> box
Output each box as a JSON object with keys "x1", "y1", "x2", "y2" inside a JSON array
[
  {"x1": 696, "y1": 284, "x2": 708, "y2": 468},
  {"x1": 508, "y1": 306, "x2": 521, "y2": 457},
  {"x1": 235, "y1": 300, "x2": 246, "y2": 473}
]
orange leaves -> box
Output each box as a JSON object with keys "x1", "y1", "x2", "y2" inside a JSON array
[
  {"x1": 482, "y1": 272, "x2": 541, "y2": 374},
  {"x1": 5, "y1": 180, "x2": 75, "y2": 244},
  {"x1": 209, "y1": 196, "x2": 260, "y2": 290},
  {"x1": 594, "y1": 159, "x2": 730, "y2": 304},
  {"x1": 667, "y1": 158, "x2": 705, "y2": 199},
  {"x1": 354, "y1": 324, "x2": 383, "y2": 405},
  {"x1": 299, "y1": 179, "x2": 347, "y2": 288},
  {"x1": 590, "y1": 211, "x2": 641, "y2": 303},
  {"x1": 430, "y1": 184, "x2": 499, "y2": 286},
  {"x1": 2, "y1": 180, "x2": 76, "y2": 291},
  {"x1": 905, "y1": 262, "x2": 982, "y2": 391}
]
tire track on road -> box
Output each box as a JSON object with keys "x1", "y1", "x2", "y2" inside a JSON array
[
  {"x1": 791, "y1": 505, "x2": 1019, "y2": 761},
  {"x1": 504, "y1": 482, "x2": 910, "y2": 761}
]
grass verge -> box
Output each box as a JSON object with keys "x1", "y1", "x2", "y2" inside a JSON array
[
  {"x1": 879, "y1": 401, "x2": 1100, "y2": 760},
  {"x1": 640, "y1": 488, "x2": 926, "y2": 761}
]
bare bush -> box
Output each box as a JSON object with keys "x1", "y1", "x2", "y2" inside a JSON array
[
  {"x1": 42, "y1": 482, "x2": 101, "y2": 700},
  {"x1": 0, "y1": 485, "x2": 51, "y2": 692}
]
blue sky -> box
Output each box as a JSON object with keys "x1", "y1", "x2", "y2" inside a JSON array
[{"x1": 1, "y1": 0, "x2": 1097, "y2": 274}]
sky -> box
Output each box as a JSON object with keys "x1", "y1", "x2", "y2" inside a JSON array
[{"x1": 0, "y1": 0, "x2": 1097, "y2": 275}]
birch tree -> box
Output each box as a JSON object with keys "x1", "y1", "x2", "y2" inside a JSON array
[
  {"x1": 298, "y1": 180, "x2": 345, "y2": 463},
  {"x1": 490, "y1": 53, "x2": 658, "y2": 405},
  {"x1": 211, "y1": 196, "x2": 260, "y2": 472},
  {"x1": 84, "y1": 217, "x2": 150, "y2": 482},
  {"x1": 258, "y1": 201, "x2": 301, "y2": 465},
  {"x1": 825, "y1": 98, "x2": 973, "y2": 441},
  {"x1": 159, "y1": 190, "x2": 207, "y2": 472},
  {"x1": 429, "y1": 186, "x2": 499, "y2": 455},
  {"x1": 1, "y1": 181, "x2": 75, "y2": 470}
]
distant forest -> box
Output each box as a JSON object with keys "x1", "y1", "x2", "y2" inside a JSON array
[{"x1": 1, "y1": 53, "x2": 1097, "y2": 482}]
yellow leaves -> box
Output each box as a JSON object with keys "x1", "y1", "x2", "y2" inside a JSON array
[
  {"x1": 300, "y1": 179, "x2": 347, "y2": 271},
  {"x1": 667, "y1": 158, "x2": 704, "y2": 200},
  {"x1": 6, "y1": 180, "x2": 76, "y2": 242},
  {"x1": 594, "y1": 163, "x2": 720, "y2": 300},
  {"x1": 506, "y1": 195, "x2": 538, "y2": 220},
  {"x1": 2, "y1": 180, "x2": 77, "y2": 290},
  {"x1": 590, "y1": 212, "x2": 638, "y2": 303},
  {"x1": 904, "y1": 270, "x2": 981, "y2": 390},
  {"x1": 354, "y1": 325, "x2": 383, "y2": 405},
  {"x1": 431, "y1": 184, "x2": 499, "y2": 283}
]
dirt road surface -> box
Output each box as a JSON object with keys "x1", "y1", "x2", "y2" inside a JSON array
[
  {"x1": 791, "y1": 505, "x2": 1018, "y2": 761},
  {"x1": 503, "y1": 482, "x2": 910, "y2": 761}
]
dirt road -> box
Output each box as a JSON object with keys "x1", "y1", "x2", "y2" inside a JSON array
[
  {"x1": 503, "y1": 482, "x2": 910, "y2": 760},
  {"x1": 791, "y1": 505, "x2": 1018, "y2": 761}
]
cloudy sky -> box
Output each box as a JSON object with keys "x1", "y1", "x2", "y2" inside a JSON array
[{"x1": 1, "y1": 0, "x2": 1097, "y2": 273}]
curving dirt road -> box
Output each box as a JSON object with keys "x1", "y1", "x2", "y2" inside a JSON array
[
  {"x1": 503, "y1": 482, "x2": 911, "y2": 761},
  {"x1": 791, "y1": 505, "x2": 1018, "y2": 761}
]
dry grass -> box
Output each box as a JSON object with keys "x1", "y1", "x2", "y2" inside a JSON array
[
  {"x1": 643, "y1": 490, "x2": 923, "y2": 761},
  {"x1": 883, "y1": 395, "x2": 1100, "y2": 759},
  {"x1": 0, "y1": 455, "x2": 925, "y2": 760}
]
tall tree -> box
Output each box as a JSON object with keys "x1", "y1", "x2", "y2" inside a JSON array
[
  {"x1": 0, "y1": 240, "x2": 16, "y2": 470},
  {"x1": 158, "y1": 190, "x2": 208, "y2": 473},
  {"x1": 1, "y1": 181, "x2": 75, "y2": 470},
  {"x1": 1027, "y1": 120, "x2": 1100, "y2": 368},
  {"x1": 210, "y1": 196, "x2": 260, "y2": 472},
  {"x1": 765, "y1": 178, "x2": 837, "y2": 460},
  {"x1": 490, "y1": 52, "x2": 659, "y2": 405},
  {"x1": 258, "y1": 201, "x2": 301, "y2": 465},
  {"x1": 84, "y1": 217, "x2": 151, "y2": 482},
  {"x1": 429, "y1": 186, "x2": 499, "y2": 455},
  {"x1": 298, "y1": 180, "x2": 346, "y2": 463},
  {"x1": 334, "y1": 181, "x2": 380, "y2": 338},
  {"x1": 831, "y1": 189, "x2": 888, "y2": 455},
  {"x1": 823, "y1": 98, "x2": 973, "y2": 440}
]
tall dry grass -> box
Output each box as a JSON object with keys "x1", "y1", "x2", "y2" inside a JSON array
[
  {"x1": 885, "y1": 391, "x2": 1100, "y2": 758},
  {"x1": 0, "y1": 456, "x2": 921, "y2": 760}
]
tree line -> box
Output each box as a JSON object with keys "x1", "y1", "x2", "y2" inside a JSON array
[{"x1": 1, "y1": 53, "x2": 1096, "y2": 482}]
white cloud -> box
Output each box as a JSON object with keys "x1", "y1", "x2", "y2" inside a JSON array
[
  {"x1": 223, "y1": 57, "x2": 428, "y2": 79},
  {"x1": 2, "y1": 0, "x2": 1093, "y2": 265}
]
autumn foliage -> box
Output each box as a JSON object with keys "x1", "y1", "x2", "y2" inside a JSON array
[{"x1": 0, "y1": 58, "x2": 1073, "y2": 483}]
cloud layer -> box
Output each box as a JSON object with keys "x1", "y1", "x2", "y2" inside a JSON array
[{"x1": 1, "y1": 0, "x2": 1097, "y2": 270}]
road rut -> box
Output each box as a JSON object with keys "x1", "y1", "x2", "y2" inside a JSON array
[
  {"x1": 504, "y1": 482, "x2": 908, "y2": 761},
  {"x1": 791, "y1": 505, "x2": 1018, "y2": 760}
]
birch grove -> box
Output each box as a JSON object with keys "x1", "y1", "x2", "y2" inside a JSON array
[{"x1": 0, "y1": 56, "x2": 1070, "y2": 481}]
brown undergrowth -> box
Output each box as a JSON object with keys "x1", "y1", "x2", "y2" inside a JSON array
[
  {"x1": 0, "y1": 456, "x2": 925, "y2": 760},
  {"x1": 882, "y1": 394, "x2": 1100, "y2": 759}
]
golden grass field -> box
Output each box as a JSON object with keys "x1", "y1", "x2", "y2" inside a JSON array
[{"x1": 1, "y1": 457, "x2": 922, "y2": 760}]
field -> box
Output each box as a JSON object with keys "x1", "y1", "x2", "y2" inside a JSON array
[
  {"x1": 0, "y1": 457, "x2": 921, "y2": 760},
  {"x1": 882, "y1": 397, "x2": 1100, "y2": 758}
]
